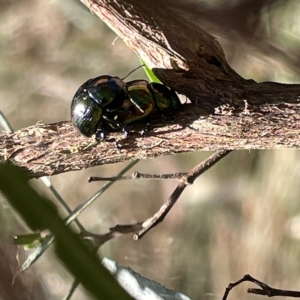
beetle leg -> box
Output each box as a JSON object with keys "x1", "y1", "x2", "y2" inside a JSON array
[
  {"x1": 103, "y1": 114, "x2": 129, "y2": 135},
  {"x1": 98, "y1": 119, "x2": 123, "y2": 152},
  {"x1": 140, "y1": 118, "x2": 150, "y2": 136},
  {"x1": 93, "y1": 119, "x2": 107, "y2": 141}
]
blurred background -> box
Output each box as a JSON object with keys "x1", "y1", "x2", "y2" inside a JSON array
[{"x1": 1, "y1": 0, "x2": 300, "y2": 299}]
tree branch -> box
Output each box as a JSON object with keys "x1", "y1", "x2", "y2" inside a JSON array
[
  {"x1": 0, "y1": 0, "x2": 299, "y2": 177},
  {"x1": 222, "y1": 274, "x2": 300, "y2": 299},
  {"x1": 1, "y1": 100, "x2": 299, "y2": 178},
  {"x1": 81, "y1": 0, "x2": 300, "y2": 108}
]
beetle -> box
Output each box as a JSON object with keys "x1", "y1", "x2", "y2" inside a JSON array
[
  {"x1": 71, "y1": 75, "x2": 128, "y2": 138},
  {"x1": 71, "y1": 75, "x2": 181, "y2": 139},
  {"x1": 110, "y1": 80, "x2": 181, "y2": 126}
]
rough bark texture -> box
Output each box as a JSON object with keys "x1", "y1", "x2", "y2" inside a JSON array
[{"x1": 0, "y1": 0, "x2": 299, "y2": 178}]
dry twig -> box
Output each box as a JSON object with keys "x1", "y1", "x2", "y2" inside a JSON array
[
  {"x1": 84, "y1": 150, "x2": 231, "y2": 240},
  {"x1": 223, "y1": 274, "x2": 300, "y2": 299}
]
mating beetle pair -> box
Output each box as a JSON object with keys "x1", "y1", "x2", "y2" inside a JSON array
[{"x1": 71, "y1": 73, "x2": 181, "y2": 139}]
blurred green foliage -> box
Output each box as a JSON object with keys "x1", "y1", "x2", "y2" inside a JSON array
[{"x1": 0, "y1": 163, "x2": 133, "y2": 299}]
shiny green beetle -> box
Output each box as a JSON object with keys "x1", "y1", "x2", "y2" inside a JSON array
[
  {"x1": 71, "y1": 75, "x2": 128, "y2": 138},
  {"x1": 71, "y1": 76, "x2": 181, "y2": 139},
  {"x1": 111, "y1": 80, "x2": 181, "y2": 126}
]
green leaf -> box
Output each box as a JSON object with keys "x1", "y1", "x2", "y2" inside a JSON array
[
  {"x1": 14, "y1": 233, "x2": 42, "y2": 246},
  {"x1": 139, "y1": 57, "x2": 161, "y2": 83}
]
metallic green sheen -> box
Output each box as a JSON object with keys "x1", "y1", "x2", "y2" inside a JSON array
[
  {"x1": 71, "y1": 74, "x2": 181, "y2": 139},
  {"x1": 71, "y1": 85, "x2": 103, "y2": 137},
  {"x1": 112, "y1": 80, "x2": 181, "y2": 125}
]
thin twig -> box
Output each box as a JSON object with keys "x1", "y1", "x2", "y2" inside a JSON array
[
  {"x1": 65, "y1": 160, "x2": 139, "y2": 227},
  {"x1": 222, "y1": 274, "x2": 300, "y2": 300},
  {"x1": 84, "y1": 150, "x2": 232, "y2": 241},
  {"x1": 82, "y1": 223, "x2": 144, "y2": 246},
  {"x1": 134, "y1": 149, "x2": 232, "y2": 239},
  {"x1": 88, "y1": 171, "x2": 186, "y2": 182}
]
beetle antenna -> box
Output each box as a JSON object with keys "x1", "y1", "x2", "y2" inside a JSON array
[{"x1": 122, "y1": 65, "x2": 145, "y2": 81}]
